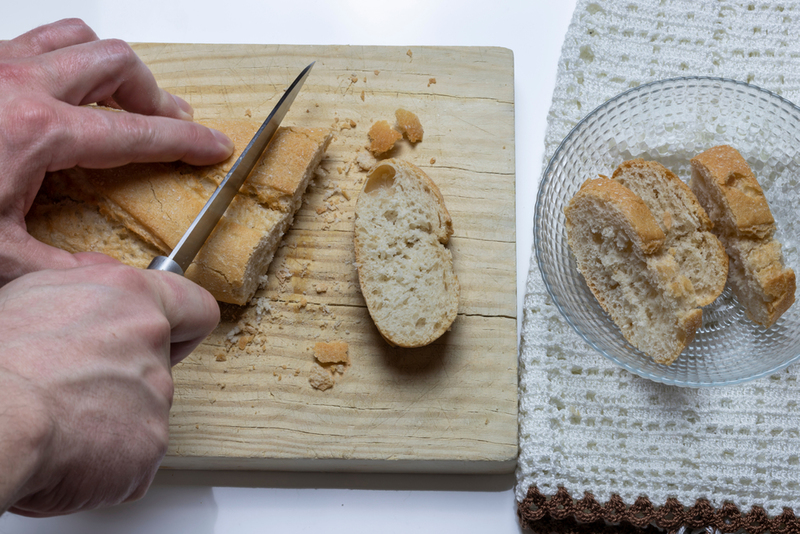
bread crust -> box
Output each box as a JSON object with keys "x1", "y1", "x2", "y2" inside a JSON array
[
  {"x1": 27, "y1": 120, "x2": 332, "y2": 305},
  {"x1": 690, "y1": 145, "x2": 775, "y2": 238},
  {"x1": 573, "y1": 178, "x2": 666, "y2": 253},
  {"x1": 354, "y1": 159, "x2": 459, "y2": 348},
  {"x1": 690, "y1": 145, "x2": 795, "y2": 327},
  {"x1": 611, "y1": 159, "x2": 729, "y2": 307},
  {"x1": 565, "y1": 177, "x2": 702, "y2": 365}
]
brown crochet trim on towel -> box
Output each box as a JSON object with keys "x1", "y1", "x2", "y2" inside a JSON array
[{"x1": 518, "y1": 486, "x2": 800, "y2": 534}]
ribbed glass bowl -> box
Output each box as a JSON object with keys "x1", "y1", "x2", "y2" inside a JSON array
[{"x1": 535, "y1": 77, "x2": 800, "y2": 387}]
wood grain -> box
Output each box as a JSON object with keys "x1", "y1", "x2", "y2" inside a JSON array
[{"x1": 132, "y1": 43, "x2": 517, "y2": 473}]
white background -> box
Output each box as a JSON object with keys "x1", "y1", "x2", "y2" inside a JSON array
[{"x1": 0, "y1": 2, "x2": 576, "y2": 532}]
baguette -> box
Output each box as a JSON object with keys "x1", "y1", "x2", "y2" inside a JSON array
[
  {"x1": 354, "y1": 159, "x2": 459, "y2": 347},
  {"x1": 565, "y1": 177, "x2": 703, "y2": 365},
  {"x1": 27, "y1": 119, "x2": 332, "y2": 305},
  {"x1": 689, "y1": 145, "x2": 796, "y2": 327},
  {"x1": 611, "y1": 159, "x2": 728, "y2": 306}
]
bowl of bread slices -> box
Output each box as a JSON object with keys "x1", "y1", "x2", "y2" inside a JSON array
[{"x1": 535, "y1": 77, "x2": 799, "y2": 387}]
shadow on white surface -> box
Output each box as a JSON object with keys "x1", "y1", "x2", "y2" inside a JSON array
[
  {"x1": 0, "y1": 472, "x2": 519, "y2": 534},
  {"x1": 154, "y1": 469, "x2": 515, "y2": 491},
  {"x1": 0, "y1": 485, "x2": 218, "y2": 534}
]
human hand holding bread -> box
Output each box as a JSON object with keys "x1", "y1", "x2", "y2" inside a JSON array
[
  {"x1": 566, "y1": 146, "x2": 796, "y2": 365},
  {"x1": 0, "y1": 18, "x2": 234, "y2": 284},
  {"x1": 0, "y1": 19, "x2": 230, "y2": 516}
]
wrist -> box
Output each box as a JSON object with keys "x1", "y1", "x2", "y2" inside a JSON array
[{"x1": 0, "y1": 370, "x2": 54, "y2": 515}]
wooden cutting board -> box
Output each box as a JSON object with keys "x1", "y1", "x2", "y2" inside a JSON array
[{"x1": 133, "y1": 43, "x2": 518, "y2": 473}]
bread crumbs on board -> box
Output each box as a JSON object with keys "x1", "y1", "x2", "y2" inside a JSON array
[
  {"x1": 368, "y1": 120, "x2": 402, "y2": 155},
  {"x1": 428, "y1": 78, "x2": 436, "y2": 87},
  {"x1": 395, "y1": 108, "x2": 424, "y2": 143},
  {"x1": 314, "y1": 340, "x2": 350, "y2": 365},
  {"x1": 309, "y1": 365, "x2": 334, "y2": 391}
]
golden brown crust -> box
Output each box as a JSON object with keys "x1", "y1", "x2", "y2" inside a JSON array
[
  {"x1": 27, "y1": 120, "x2": 332, "y2": 305},
  {"x1": 571, "y1": 178, "x2": 665, "y2": 254},
  {"x1": 395, "y1": 108, "x2": 424, "y2": 143},
  {"x1": 690, "y1": 145, "x2": 775, "y2": 237},
  {"x1": 368, "y1": 120, "x2": 402, "y2": 155}
]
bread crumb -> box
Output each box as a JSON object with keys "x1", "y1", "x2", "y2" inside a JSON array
[
  {"x1": 315, "y1": 283, "x2": 329, "y2": 293},
  {"x1": 314, "y1": 340, "x2": 350, "y2": 365},
  {"x1": 299, "y1": 296, "x2": 308, "y2": 308},
  {"x1": 360, "y1": 90, "x2": 365, "y2": 101},
  {"x1": 356, "y1": 149, "x2": 377, "y2": 171},
  {"x1": 395, "y1": 108, "x2": 424, "y2": 143},
  {"x1": 430, "y1": 157, "x2": 436, "y2": 164},
  {"x1": 428, "y1": 78, "x2": 437, "y2": 87},
  {"x1": 245, "y1": 109, "x2": 252, "y2": 117},
  {"x1": 309, "y1": 365, "x2": 334, "y2": 391},
  {"x1": 350, "y1": 74, "x2": 358, "y2": 83},
  {"x1": 407, "y1": 49, "x2": 413, "y2": 58},
  {"x1": 374, "y1": 70, "x2": 380, "y2": 75},
  {"x1": 368, "y1": 120, "x2": 402, "y2": 155},
  {"x1": 349, "y1": 119, "x2": 357, "y2": 128},
  {"x1": 237, "y1": 334, "x2": 254, "y2": 351},
  {"x1": 215, "y1": 352, "x2": 228, "y2": 362},
  {"x1": 316, "y1": 205, "x2": 328, "y2": 215}
]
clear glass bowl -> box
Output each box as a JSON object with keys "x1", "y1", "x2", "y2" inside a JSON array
[{"x1": 534, "y1": 77, "x2": 800, "y2": 387}]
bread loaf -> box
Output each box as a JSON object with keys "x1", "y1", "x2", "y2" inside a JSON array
[
  {"x1": 354, "y1": 159, "x2": 459, "y2": 347},
  {"x1": 611, "y1": 159, "x2": 728, "y2": 306},
  {"x1": 26, "y1": 119, "x2": 332, "y2": 305},
  {"x1": 689, "y1": 145, "x2": 796, "y2": 327},
  {"x1": 565, "y1": 177, "x2": 703, "y2": 365}
]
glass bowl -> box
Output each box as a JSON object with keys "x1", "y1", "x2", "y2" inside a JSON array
[{"x1": 534, "y1": 77, "x2": 800, "y2": 387}]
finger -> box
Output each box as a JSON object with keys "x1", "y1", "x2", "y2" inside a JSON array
[
  {"x1": 144, "y1": 271, "x2": 220, "y2": 365},
  {"x1": 34, "y1": 38, "x2": 194, "y2": 121},
  {"x1": 4, "y1": 232, "x2": 81, "y2": 280},
  {"x1": 49, "y1": 103, "x2": 234, "y2": 168},
  {"x1": 0, "y1": 19, "x2": 98, "y2": 60}
]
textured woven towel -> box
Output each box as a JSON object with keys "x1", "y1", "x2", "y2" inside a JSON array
[{"x1": 516, "y1": 0, "x2": 800, "y2": 523}]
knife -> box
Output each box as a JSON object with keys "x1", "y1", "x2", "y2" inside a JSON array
[{"x1": 147, "y1": 62, "x2": 315, "y2": 275}]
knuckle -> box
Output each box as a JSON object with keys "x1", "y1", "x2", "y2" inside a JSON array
[
  {"x1": 99, "y1": 38, "x2": 138, "y2": 71},
  {"x1": 0, "y1": 97, "x2": 61, "y2": 148},
  {"x1": 149, "y1": 365, "x2": 175, "y2": 404},
  {"x1": 36, "y1": 19, "x2": 96, "y2": 50}
]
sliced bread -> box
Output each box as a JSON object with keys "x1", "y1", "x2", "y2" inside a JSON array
[
  {"x1": 611, "y1": 159, "x2": 728, "y2": 306},
  {"x1": 26, "y1": 120, "x2": 332, "y2": 305},
  {"x1": 565, "y1": 177, "x2": 703, "y2": 365},
  {"x1": 354, "y1": 159, "x2": 459, "y2": 347},
  {"x1": 689, "y1": 145, "x2": 796, "y2": 327}
]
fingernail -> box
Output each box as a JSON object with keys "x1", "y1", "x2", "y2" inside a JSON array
[
  {"x1": 172, "y1": 94, "x2": 194, "y2": 121},
  {"x1": 211, "y1": 128, "x2": 235, "y2": 155}
]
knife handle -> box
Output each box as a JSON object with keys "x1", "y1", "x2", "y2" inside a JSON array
[{"x1": 147, "y1": 256, "x2": 185, "y2": 276}]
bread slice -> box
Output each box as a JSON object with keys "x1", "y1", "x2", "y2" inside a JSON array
[
  {"x1": 26, "y1": 119, "x2": 332, "y2": 305},
  {"x1": 565, "y1": 178, "x2": 703, "y2": 365},
  {"x1": 354, "y1": 159, "x2": 459, "y2": 347},
  {"x1": 690, "y1": 145, "x2": 796, "y2": 327},
  {"x1": 611, "y1": 159, "x2": 728, "y2": 306}
]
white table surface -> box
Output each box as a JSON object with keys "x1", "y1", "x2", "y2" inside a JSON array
[{"x1": 0, "y1": 2, "x2": 576, "y2": 532}]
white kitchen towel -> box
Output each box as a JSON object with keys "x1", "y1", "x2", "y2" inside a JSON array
[{"x1": 516, "y1": 0, "x2": 800, "y2": 517}]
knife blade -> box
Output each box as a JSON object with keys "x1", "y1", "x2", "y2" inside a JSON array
[{"x1": 147, "y1": 61, "x2": 315, "y2": 275}]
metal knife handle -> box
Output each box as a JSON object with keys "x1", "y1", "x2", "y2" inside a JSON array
[{"x1": 147, "y1": 256, "x2": 184, "y2": 276}]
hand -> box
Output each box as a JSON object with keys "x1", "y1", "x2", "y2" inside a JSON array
[
  {"x1": 0, "y1": 18, "x2": 235, "y2": 284},
  {"x1": 0, "y1": 258, "x2": 220, "y2": 516}
]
